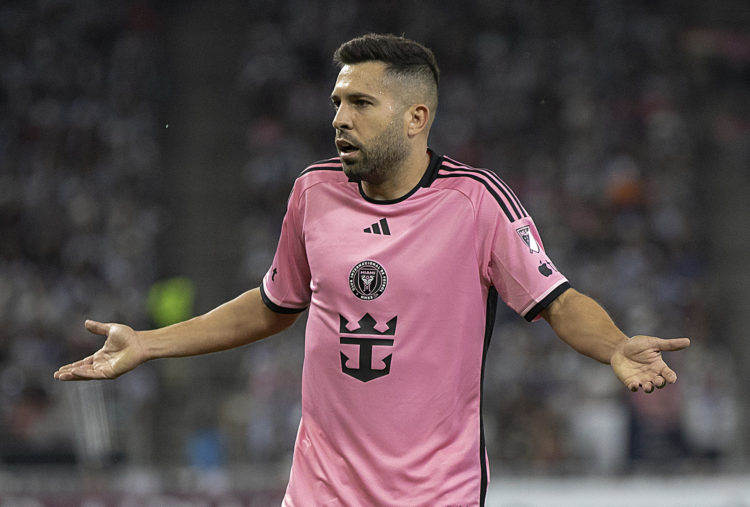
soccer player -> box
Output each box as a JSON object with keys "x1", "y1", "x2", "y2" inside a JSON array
[{"x1": 55, "y1": 33, "x2": 691, "y2": 506}]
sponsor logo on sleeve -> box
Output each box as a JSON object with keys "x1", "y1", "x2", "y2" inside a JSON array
[{"x1": 538, "y1": 260, "x2": 556, "y2": 277}]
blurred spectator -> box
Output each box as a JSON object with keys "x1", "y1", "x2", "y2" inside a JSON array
[{"x1": 0, "y1": 0, "x2": 165, "y2": 465}]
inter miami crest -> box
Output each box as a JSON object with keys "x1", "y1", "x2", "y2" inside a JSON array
[{"x1": 349, "y1": 260, "x2": 387, "y2": 300}]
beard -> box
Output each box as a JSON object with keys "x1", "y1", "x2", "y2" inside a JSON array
[{"x1": 339, "y1": 116, "x2": 411, "y2": 185}]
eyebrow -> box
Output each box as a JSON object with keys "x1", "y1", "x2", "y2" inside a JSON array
[{"x1": 330, "y1": 92, "x2": 378, "y2": 103}]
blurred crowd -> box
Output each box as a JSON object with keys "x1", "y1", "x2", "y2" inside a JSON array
[
  {"x1": 1, "y1": 0, "x2": 747, "y2": 492},
  {"x1": 0, "y1": 0, "x2": 165, "y2": 465}
]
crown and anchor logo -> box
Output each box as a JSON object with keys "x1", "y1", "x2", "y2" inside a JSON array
[{"x1": 339, "y1": 313, "x2": 397, "y2": 382}]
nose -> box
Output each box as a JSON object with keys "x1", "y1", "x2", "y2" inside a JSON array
[{"x1": 332, "y1": 103, "x2": 351, "y2": 131}]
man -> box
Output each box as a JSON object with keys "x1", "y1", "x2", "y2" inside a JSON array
[{"x1": 55, "y1": 33, "x2": 690, "y2": 506}]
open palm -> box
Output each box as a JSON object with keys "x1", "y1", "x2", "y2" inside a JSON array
[
  {"x1": 610, "y1": 335, "x2": 691, "y2": 393},
  {"x1": 54, "y1": 320, "x2": 146, "y2": 381}
]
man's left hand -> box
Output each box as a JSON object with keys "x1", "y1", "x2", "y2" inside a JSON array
[{"x1": 610, "y1": 336, "x2": 691, "y2": 393}]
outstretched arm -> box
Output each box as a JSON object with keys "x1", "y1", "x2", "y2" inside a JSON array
[
  {"x1": 54, "y1": 287, "x2": 300, "y2": 381},
  {"x1": 541, "y1": 288, "x2": 690, "y2": 393}
]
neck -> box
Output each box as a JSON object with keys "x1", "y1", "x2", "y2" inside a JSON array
[{"x1": 361, "y1": 148, "x2": 431, "y2": 201}]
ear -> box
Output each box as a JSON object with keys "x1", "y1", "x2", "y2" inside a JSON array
[{"x1": 405, "y1": 104, "x2": 430, "y2": 137}]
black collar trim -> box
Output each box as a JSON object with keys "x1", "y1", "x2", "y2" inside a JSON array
[{"x1": 357, "y1": 150, "x2": 443, "y2": 205}]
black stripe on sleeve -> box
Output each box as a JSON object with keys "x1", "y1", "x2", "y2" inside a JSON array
[
  {"x1": 474, "y1": 167, "x2": 528, "y2": 220},
  {"x1": 472, "y1": 169, "x2": 526, "y2": 220},
  {"x1": 441, "y1": 158, "x2": 529, "y2": 220},
  {"x1": 479, "y1": 286, "x2": 498, "y2": 506},
  {"x1": 436, "y1": 173, "x2": 516, "y2": 222},
  {"x1": 298, "y1": 158, "x2": 344, "y2": 177},
  {"x1": 523, "y1": 282, "x2": 571, "y2": 322},
  {"x1": 260, "y1": 284, "x2": 307, "y2": 314}
]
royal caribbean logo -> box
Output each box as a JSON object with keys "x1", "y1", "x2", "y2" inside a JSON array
[
  {"x1": 340, "y1": 313, "x2": 397, "y2": 382},
  {"x1": 349, "y1": 260, "x2": 387, "y2": 300}
]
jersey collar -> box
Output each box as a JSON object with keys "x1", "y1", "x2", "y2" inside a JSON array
[{"x1": 356, "y1": 149, "x2": 443, "y2": 205}]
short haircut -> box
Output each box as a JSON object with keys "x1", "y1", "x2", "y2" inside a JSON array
[{"x1": 333, "y1": 33, "x2": 440, "y2": 112}]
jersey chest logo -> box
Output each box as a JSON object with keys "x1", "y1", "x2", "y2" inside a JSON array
[
  {"x1": 339, "y1": 313, "x2": 397, "y2": 382},
  {"x1": 349, "y1": 260, "x2": 387, "y2": 300}
]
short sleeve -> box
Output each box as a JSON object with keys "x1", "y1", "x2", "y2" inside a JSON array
[
  {"x1": 487, "y1": 213, "x2": 570, "y2": 322},
  {"x1": 261, "y1": 181, "x2": 312, "y2": 313}
]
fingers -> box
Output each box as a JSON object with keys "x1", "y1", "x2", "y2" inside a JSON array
[
  {"x1": 655, "y1": 337, "x2": 691, "y2": 352},
  {"x1": 619, "y1": 336, "x2": 688, "y2": 393},
  {"x1": 54, "y1": 320, "x2": 115, "y2": 381},
  {"x1": 629, "y1": 380, "x2": 658, "y2": 393},
  {"x1": 661, "y1": 367, "x2": 678, "y2": 384},
  {"x1": 54, "y1": 369, "x2": 88, "y2": 381},
  {"x1": 54, "y1": 355, "x2": 97, "y2": 381},
  {"x1": 85, "y1": 320, "x2": 111, "y2": 336},
  {"x1": 54, "y1": 357, "x2": 112, "y2": 381},
  {"x1": 627, "y1": 371, "x2": 676, "y2": 393},
  {"x1": 643, "y1": 375, "x2": 668, "y2": 393},
  {"x1": 55, "y1": 369, "x2": 104, "y2": 381}
]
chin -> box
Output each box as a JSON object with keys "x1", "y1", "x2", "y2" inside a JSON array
[{"x1": 342, "y1": 162, "x2": 364, "y2": 181}]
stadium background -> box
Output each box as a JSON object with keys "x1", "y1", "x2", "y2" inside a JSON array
[{"x1": 1, "y1": 0, "x2": 748, "y2": 505}]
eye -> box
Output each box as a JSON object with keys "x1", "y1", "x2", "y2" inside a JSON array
[{"x1": 354, "y1": 99, "x2": 371, "y2": 107}]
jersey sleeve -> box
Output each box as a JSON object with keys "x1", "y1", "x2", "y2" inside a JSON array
[
  {"x1": 261, "y1": 180, "x2": 311, "y2": 313},
  {"x1": 484, "y1": 205, "x2": 570, "y2": 322}
]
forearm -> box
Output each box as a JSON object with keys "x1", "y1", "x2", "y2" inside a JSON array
[
  {"x1": 541, "y1": 288, "x2": 628, "y2": 364},
  {"x1": 139, "y1": 287, "x2": 298, "y2": 360}
]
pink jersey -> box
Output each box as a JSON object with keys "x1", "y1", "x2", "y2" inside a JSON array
[{"x1": 261, "y1": 152, "x2": 569, "y2": 506}]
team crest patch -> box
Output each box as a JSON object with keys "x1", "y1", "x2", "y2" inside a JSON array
[
  {"x1": 349, "y1": 260, "x2": 387, "y2": 300},
  {"x1": 516, "y1": 225, "x2": 541, "y2": 254}
]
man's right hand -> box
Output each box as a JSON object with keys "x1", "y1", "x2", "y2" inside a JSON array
[{"x1": 54, "y1": 320, "x2": 147, "y2": 381}]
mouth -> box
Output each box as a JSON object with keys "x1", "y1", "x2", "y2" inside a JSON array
[{"x1": 336, "y1": 138, "x2": 360, "y2": 159}]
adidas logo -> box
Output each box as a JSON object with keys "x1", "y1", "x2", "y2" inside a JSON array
[{"x1": 363, "y1": 218, "x2": 391, "y2": 235}]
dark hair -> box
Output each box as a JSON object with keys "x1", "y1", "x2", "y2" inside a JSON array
[{"x1": 333, "y1": 33, "x2": 440, "y2": 90}]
